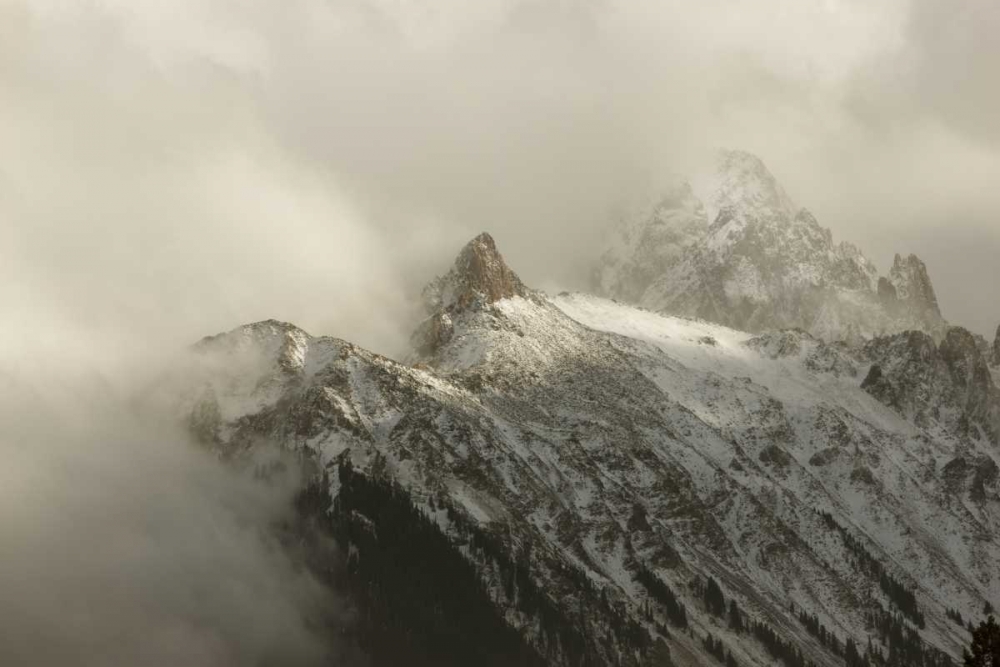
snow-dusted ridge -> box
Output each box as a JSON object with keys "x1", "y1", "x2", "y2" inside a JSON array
[{"x1": 176, "y1": 233, "x2": 999, "y2": 667}]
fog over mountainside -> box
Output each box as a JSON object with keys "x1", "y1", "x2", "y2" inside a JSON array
[
  {"x1": 2, "y1": 0, "x2": 1000, "y2": 665},
  {"x1": 0, "y1": 365, "x2": 349, "y2": 665}
]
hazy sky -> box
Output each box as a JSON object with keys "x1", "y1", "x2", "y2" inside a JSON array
[{"x1": 2, "y1": 0, "x2": 999, "y2": 367}]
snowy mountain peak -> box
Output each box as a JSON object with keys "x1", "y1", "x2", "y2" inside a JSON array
[
  {"x1": 412, "y1": 233, "x2": 534, "y2": 358},
  {"x1": 596, "y1": 149, "x2": 949, "y2": 342},
  {"x1": 696, "y1": 149, "x2": 798, "y2": 224},
  {"x1": 195, "y1": 319, "x2": 311, "y2": 373}
]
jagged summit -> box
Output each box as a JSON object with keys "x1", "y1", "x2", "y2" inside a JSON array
[
  {"x1": 412, "y1": 232, "x2": 534, "y2": 358},
  {"x1": 423, "y1": 232, "x2": 527, "y2": 313},
  {"x1": 596, "y1": 149, "x2": 948, "y2": 342},
  {"x1": 886, "y1": 253, "x2": 944, "y2": 326}
]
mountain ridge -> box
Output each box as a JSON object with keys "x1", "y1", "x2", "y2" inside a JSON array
[{"x1": 170, "y1": 231, "x2": 1000, "y2": 667}]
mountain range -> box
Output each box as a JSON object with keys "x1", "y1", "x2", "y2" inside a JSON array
[{"x1": 169, "y1": 152, "x2": 1000, "y2": 667}]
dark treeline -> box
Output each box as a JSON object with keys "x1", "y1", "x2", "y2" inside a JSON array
[
  {"x1": 703, "y1": 632, "x2": 740, "y2": 667},
  {"x1": 750, "y1": 617, "x2": 818, "y2": 667},
  {"x1": 795, "y1": 600, "x2": 954, "y2": 667},
  {"x1": 323, "y1": 458, "x2": 547, "y2": 666},
  {"x1": 293, "y1": 459, "x2": 957, "y2": 667},
  {"x1": 635, "y1": 563, "x2": 689, "y2": 629},
  {"x1": 326, "y1": 457, "x2": 655, "y2": 666},
  {"x1": 703, "y1": 631, "x2": 726, "y2": 660},
  {"x1": 864, "y1": 609, "x2": 953, "y2": 667},
  {"x1": 705, "y1": 576, "x2": 727, "y2": 617},
  {"x1": 797, "y1": 609, "x2": 844, "y2": 657},
  {"x1": 702, "y1": 632, "x2": 741, "y2": 667},
  {"x1": 818, "y1": 511, "x2": 924, "y2": 628}
]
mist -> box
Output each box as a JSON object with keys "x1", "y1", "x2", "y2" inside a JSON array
[
  {"x1": 0, "y1": 358, "x2": 348, "y2": 666},
  {"x1": 2, "y1": 0, "x2": 999, "y2": 663},
  {"x1": 4, "y1": 0, "x2": 998, "y2": 363}
]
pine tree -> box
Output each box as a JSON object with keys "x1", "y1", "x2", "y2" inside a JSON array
[
  {"x1": 728, "y1": 599, "x2": 744, "y2": 633},
  {"x1": 704, "y1": 576, "x2": 726, "y2": 617},
  {"x1": 964, "y1": 615, "x2": 1000, "y2": 667}
]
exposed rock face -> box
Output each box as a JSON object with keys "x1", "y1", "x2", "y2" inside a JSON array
[
  {"x1": 410, "y1": 312, "x2": 454, "y2": 357},
  {"x1": 747, "y1": 329, "x2": 860, "y2": 377},
  {"x1": 596, "y1": 150, "x2": 948, "y2": 342},
  {"x1": 413, "y1": 233, "x2": 530, "y2": 356},
  {"x1": 939, "y1": 328, "x2": 994, "y2": 395},
  {"x1": 886, "y1": 253, "x2": 944, "y2": 331},
  {"x1": 425, "y1": 232, "x2": 527, "y2": 311},
  {"x1": 862, "y1": 326, "x2": 1000, "y2": 443}
]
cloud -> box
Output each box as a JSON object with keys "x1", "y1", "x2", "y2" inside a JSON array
[
  {"x1": 2, "y1": 0, "x2": 999, "y2": 661},
  {"x1": 4, "y1": 0, "x2": 998, "y2": 353},
  {"x1": 900, "y1": 0, "x2": 1000, "y2": 146},
  {"x1": 0, "y1": 364, "x2": 348, "y2": 666}
]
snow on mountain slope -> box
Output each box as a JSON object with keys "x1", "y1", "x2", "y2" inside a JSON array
[
  {"x1": 596, "y1": 150, "x2": 947, "y2": 343},
  {"x1": 552, "y1": 291, "x2": 1000, "y2": 599},
  {"x1": 175, "y1": 234, "x2": 997, "y2": 667}
]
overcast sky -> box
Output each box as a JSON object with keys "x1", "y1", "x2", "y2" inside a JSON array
[
  {"x1": 2, "y1": 1, "x2": 998, "y2": 662},
  {"x1": 3, "y1": 0, "x2": 999, "y2": 367}
]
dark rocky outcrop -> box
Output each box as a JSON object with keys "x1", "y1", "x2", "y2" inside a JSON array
[
  {"x1": 863, "y1": 327, "x2": 1000, "y2": 444},
  {"x1": 413, "y1": 233, "x2": 530, "y2": 356},
  {"x1": 992, "y1": 324, "x2": 1000, "y2": 366},
  {"x1": 942, "y1": 455, "x2": 999, "y2": 502},
  {"x1": 426, "y1": 232, "x2": 527, "y2": 311},
  {"x1": 885, "y1": 254, "x2": 946, "y2": 334}
]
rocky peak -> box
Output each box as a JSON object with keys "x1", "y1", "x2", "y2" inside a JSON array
[
  {"x1": 424, "y1": 232, "x2": 527, "y2": 314},
  {"x1": 413, "y1": 233, "x2": 529, "y2": 358},
  {"x1": 595, "y1": 150, "x2": 955, "y2": 343},
  {"x1": 194, "y1": 319, "x2": 312, "y2": 378},
  {"x1": 888, "y1": 254, "x2": 943, "y2": 323},
  {"x1": 699, "y1": 149, "x2": 798, "y2": 223}
]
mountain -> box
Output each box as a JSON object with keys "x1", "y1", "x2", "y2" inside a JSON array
[
  {"x1": 174, "y1": 233, "x2": 999, "y2": 667},
  {"x1": 596, "y1": 150, "x2": 947, "y2": 343}
]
